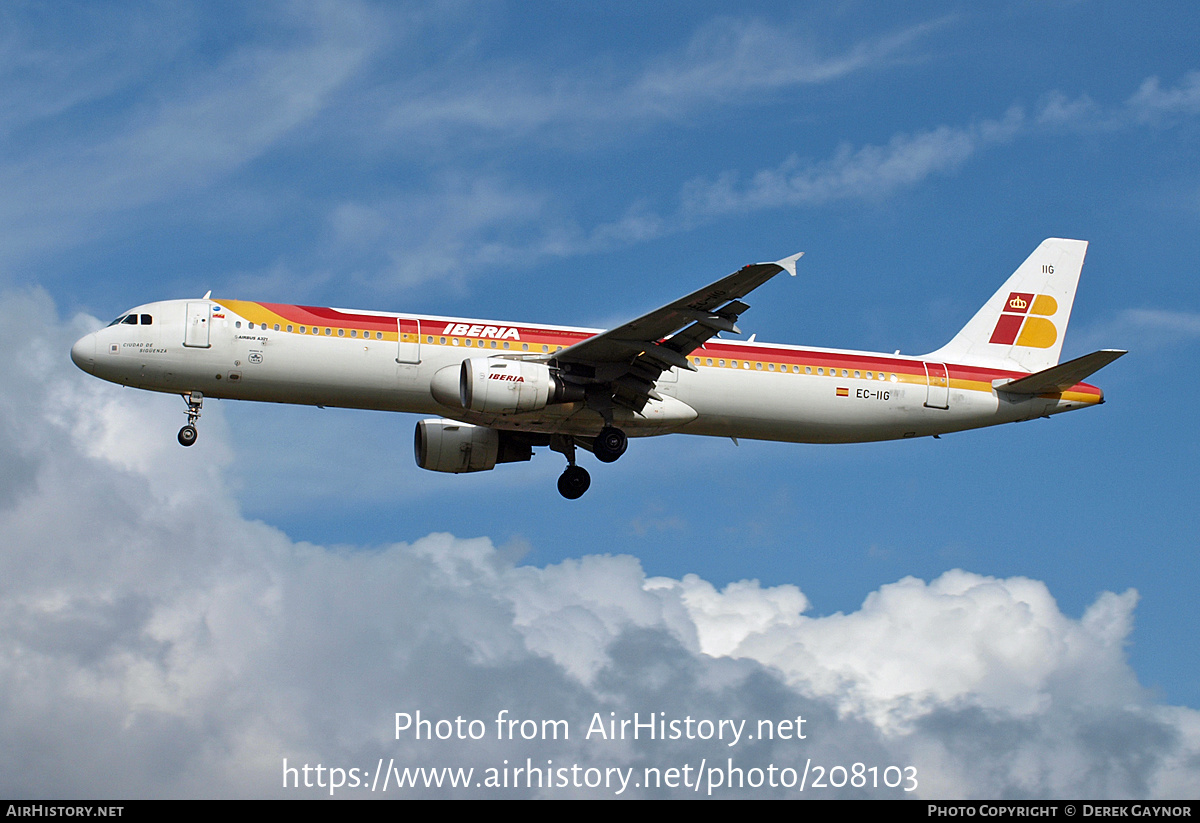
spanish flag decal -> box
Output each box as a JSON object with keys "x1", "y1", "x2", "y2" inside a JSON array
[{"x1": 836, "y1": 387, "x2": 849, "y2": 397}]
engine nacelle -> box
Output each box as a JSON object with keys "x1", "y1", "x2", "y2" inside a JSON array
[
  {"x1": 414, "y1": 418, "x2": 532, "y2": 473},
  {"x1": 459, "y1": 357, "x2": 582, "y2": 414}
]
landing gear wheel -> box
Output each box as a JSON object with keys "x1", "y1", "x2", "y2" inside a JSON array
[
  {"x1": 592, "y1": 426, "x2": 627, "y2": 463},
  {"x1": 178, "y1": 392, "x2": 203, "y2": 447},
  {"x1": 557, "y1": 465, "x2": 591, "y2": 499}
]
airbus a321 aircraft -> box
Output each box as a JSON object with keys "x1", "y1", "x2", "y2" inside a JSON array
[{"x1": 71, "y1": 238, "x2": 1124, "y2": 499}]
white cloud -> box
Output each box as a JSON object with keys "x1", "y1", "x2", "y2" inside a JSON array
[
  {"x1": 677, "y1": 114, "x2": 1015, "y2": 218},
  {"x1": 0, "y1": 1, "x2": 380, "y2": 268},
  {"x1": 1076, "y1": 308, "x2": 1200, "y2": 353},
  {"x1": 378, "y1": 16, "x2": 945, "y2": 140},
  {"x1": 1126, "y1": 72, "x2": 1200, "y2": 122},
  {"x1": 631, "y1": 17, "x2": 948, "y2": 112},
  {"x1": 1, "y1": 291, "x2": 1198, "y2": 798}
]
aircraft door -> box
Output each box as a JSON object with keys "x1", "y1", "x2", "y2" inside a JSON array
[
  {"x1": 184, "y1": 302, "x2": 211, "y2": 348},
  {"x1": 924, "y1": 362, "x2": 949, "y2": 409},
  {"x1": 397, "y1": 317, "x2": 421, "y2": 364}
]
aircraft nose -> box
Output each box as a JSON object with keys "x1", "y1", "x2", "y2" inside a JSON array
[{"x1": 70, "y1": 333, "x2": 96, "y2": 373}]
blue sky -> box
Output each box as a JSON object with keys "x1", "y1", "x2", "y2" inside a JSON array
[{"x1": 3, "y1": 1, "x2": 1199, "y2": 798}]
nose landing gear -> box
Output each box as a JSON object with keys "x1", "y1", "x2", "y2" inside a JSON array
[{"x1": 178, "y1": 391, "x2": 203, "y2": 447}]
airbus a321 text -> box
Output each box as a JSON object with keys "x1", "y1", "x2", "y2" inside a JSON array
[{"x1": 71, "y1": 238, "x2": 1124, "y2": 499}]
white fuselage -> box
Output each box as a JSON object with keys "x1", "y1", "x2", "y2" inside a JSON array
[{"x1": 70, "y1": 297, "x2": 1102, "y2": 445}]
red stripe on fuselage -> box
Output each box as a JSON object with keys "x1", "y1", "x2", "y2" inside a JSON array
[{"x1": 227, "y1": 302, "x2": 1103, "y2": 399}]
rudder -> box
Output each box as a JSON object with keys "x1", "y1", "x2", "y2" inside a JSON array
[{"x1": 925, "y1": 238, "x2": 1087, "y2": 372}]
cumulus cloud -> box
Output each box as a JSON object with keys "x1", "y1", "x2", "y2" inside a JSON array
[{"x1": 1, "y1": 291, "x2": 1198, "y2": 798}]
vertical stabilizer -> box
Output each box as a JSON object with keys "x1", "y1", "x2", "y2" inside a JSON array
[{"x1": 925, "y1": 238, "x2": 1087, "y2": 372}]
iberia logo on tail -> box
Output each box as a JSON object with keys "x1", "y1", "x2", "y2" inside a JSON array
[{"x1": 990, "y1": 292, "x2": 1059, "y2": 348}]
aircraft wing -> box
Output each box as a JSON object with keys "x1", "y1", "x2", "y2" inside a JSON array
[{"x1": 551, "y1": 252, "x2": 802, "y2": 411}]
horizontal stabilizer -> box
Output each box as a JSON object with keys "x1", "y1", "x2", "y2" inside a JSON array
[{"x1": 993, "y1": 349, "x2": 1126, "y2": 395}]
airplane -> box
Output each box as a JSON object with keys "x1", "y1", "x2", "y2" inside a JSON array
[{"x1": 70, "y1": 238, "x2": 1124, "y2": 499}]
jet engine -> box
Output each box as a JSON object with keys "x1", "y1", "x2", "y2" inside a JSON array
[
  {"x1": 458, "y1": 357, "x2": 583, "y2": 414},
  {"x1": 414, "y1": 418, "x2": 533, "y2": 473}
]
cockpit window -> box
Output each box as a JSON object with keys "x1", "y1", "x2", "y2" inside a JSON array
[{"x1": 107, "y1": 313, "x2": 153, "y2": 326}]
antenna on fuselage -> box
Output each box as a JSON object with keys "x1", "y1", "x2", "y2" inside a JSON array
[{"x1": 203, "y1": 290, "x2": 212, "y2": 300}]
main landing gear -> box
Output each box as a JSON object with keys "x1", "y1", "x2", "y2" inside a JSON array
[
  {"x1": 592, "y1": 426, "x2": 627, "y2": 463},
  {"x1": 178, "y1": 391, "x2": 203, "y2": 447},
  {"x1": 551, "y1": 426, "x2": 628, "y2": 499},
  {"x1": 557, "y1": 465, "x2": 591, "y2": 500}
]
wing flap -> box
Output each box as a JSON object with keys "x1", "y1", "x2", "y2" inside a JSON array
[
  {"x1": 556, "y1": 254, "x2": 801, "y2": 367},
  {"x1": 550, "y1": 253, "x2": 801, "y2": 413}
]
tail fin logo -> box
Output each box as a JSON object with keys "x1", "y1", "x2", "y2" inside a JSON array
[{"x1": 990, "y1": 293, "x2": 1059, "y2": 348}]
